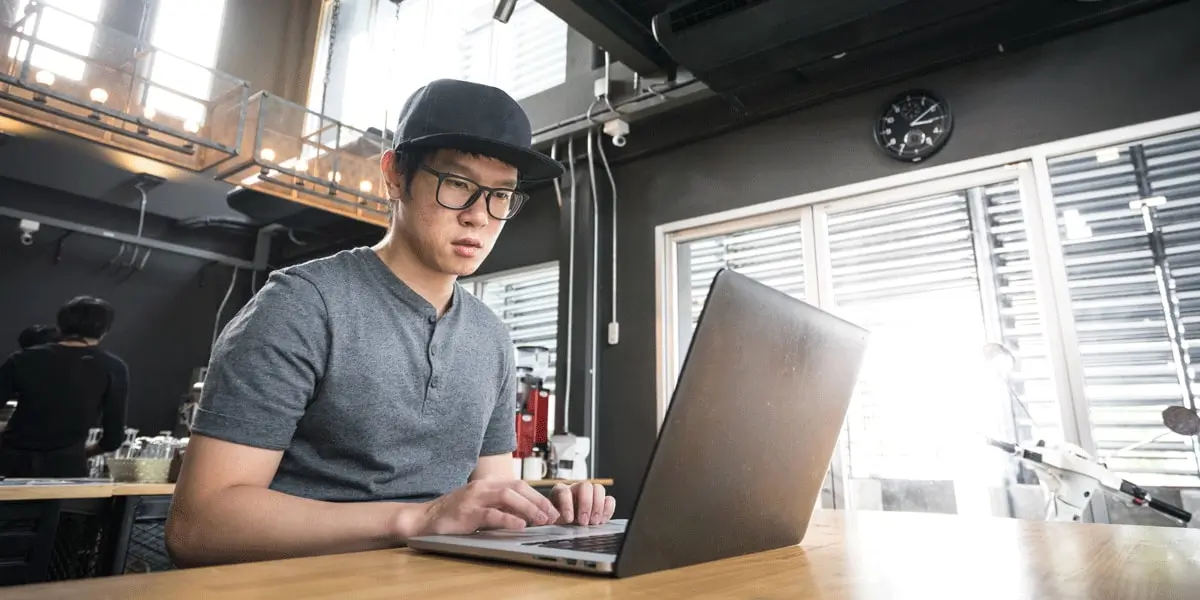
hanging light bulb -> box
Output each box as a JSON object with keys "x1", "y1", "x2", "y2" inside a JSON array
[
  {"x1": 260, "y1": 148, "x2": 276, "y2": 162},
  {"x1": 183, "y1": 120, "x2": 200, "y2": 133},
  {"x1": 359, "y1": 180, "x2": 373, "y2": 193},
  {"x1": 34, "y1": 70, "x2": 55, "y2": 86},
  {"x1": 89, "y1": 88, "x2": 109, "y2": 104},
  {"x1": 294, "y1": 159, "x2": 309, "y2": 172},
  {"x1": 143, "y1": 106, "x2": 157, "y2": 120}
]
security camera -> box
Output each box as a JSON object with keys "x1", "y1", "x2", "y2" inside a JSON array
[
  {"x1": 603, "y1": 118, "x2": 630, "y2": 149},
  {"x1": 18, "y1": 219, "x2": 39, "y2": 246}
]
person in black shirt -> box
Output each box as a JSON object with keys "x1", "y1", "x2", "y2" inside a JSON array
[{"x1": 0, "y1": 296, "x2": 129, "y2": 478}]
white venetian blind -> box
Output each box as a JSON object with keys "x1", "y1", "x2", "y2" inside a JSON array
[
  {"x1": 685, "y1": 222, "x2": 806, "y2": 329},
  {"x1": 1046, "y1": 128, "x2": 1200, "y2": 481},
  {"x1": 824, "y1": 192, "x2": 993, "y2": 480},
  {"x1": 983, "y1": 179, "x2": 1062, "y2": 445},
  {"x1": 466, "y1": 264, "x2": 561, "y2": 391}
]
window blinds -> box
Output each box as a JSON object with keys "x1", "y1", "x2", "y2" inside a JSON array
[
  {"x1": 685, "y1": 222, "x2": 806, "y2": 329},
  {"x1": 982, "y1": 180, "x2": 1062, "y2": 445},
  {"x1": 468, "y1": 264, "x2": 561, "y2": 391},
  {"x1": 1047, "y1": 128, "x2": 1200, "y2": 479},
  {"x1": 824, "y1": 193, "x2": 989, "y2": 480}
]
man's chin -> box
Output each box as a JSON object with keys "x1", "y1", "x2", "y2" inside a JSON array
[{"x1": 444, "y1": 255, "x2": 486, "y2": 277}]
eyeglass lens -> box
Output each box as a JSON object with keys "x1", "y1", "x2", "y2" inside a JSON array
[{"x1": 437, "y1": 175, "x2": 525, "y2": 220}]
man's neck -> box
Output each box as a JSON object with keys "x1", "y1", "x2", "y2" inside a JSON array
[
  {"x1": 59, "y1": 339, "x2": 98, "y2": 347},
  {"x1": 371, "y1": 234, "x2": 456, "y2": 315}
]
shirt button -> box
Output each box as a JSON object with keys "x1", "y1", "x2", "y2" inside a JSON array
[
  {"x1": 429, "y1": 344, "x2": 437, "y2": 356},
  {"x1": 428, "y1": 315, "x2": 437, "y2": 324},
  {"x1": 430, "y1": 375, "x2": 439, "y2": 388}
]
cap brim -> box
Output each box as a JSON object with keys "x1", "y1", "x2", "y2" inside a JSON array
[{"x1": 396, "y1": 133, "x2": 565, "y2": 183}]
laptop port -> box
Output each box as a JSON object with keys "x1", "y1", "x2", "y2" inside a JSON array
[
  {"x1": 536, "y1": 556, "x2": 557, "y2": 562},
  {"x1": 584, "y1": 561, "x2": 598, "y2": 569},
  {"x1": 565, "y1": 559, "x2": 578, "y2": 566}
]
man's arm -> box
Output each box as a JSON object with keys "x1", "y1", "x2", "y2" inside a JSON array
[
  {"x1": 0, "y1": 355, "x2": 15, "y2": 404},
  {"x1": 167, "y1": 433, "x2": 424, "y2": 567},
  {"x1": 90, "y1": 358, "x2": 129, "y2": 457},
  {"x1": 472, "y1": 454, "x2": 518, "y2": 482}
]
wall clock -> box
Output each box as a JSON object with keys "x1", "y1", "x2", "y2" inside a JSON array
[{"x1": 873, "y1": 90, "x2": 953, "y2": 163}]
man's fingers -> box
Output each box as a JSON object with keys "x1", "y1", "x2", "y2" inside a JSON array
[
  {"x1": 496, "y1": 487, "x2": 549, "y2": 525},
  {"x1": 602, "y1": 496, "x2": 616, "y2": 522},
  {"x1": 591, "y1": 484, "x2": 607, "y2": 525},
  {"x1": 550, "y1": 484, "x2": 574, "y2": 523},
  {"x1": 575, "y1": 482, "x2": 594, "y2": 525},
  {"x1": 481, "y1": 507, "x2": 526, "y2": 531},
  {"x1": 509, "y1": 481, "x2": 560, "y2": 523}
]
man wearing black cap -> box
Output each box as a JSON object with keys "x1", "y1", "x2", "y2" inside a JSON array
[{"x1": 167, "y1": 80, "x2": 614, "y2": 567}]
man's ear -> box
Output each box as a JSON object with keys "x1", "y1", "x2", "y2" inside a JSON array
[{"x1": 380, "y1": 149, "x2": 405, "y2": 200}]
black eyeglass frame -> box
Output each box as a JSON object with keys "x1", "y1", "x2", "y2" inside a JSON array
[{"x1": 418, "y1": 165, "x2": 530, "y2": 221}]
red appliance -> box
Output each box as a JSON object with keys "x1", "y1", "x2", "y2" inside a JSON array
[{"x1": 513, "y1": 347, "x2": 552, "y2": 459}]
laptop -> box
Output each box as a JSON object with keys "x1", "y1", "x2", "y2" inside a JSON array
[{"x1": 408, "y1": 268, "x2": 869, "y2": 578}]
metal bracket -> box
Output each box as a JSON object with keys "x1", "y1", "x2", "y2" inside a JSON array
[{"x1": 0, "y1": 206, "x2": 254, "y2": 269}]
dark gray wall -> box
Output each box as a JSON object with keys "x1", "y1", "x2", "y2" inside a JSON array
[
  {"x1": 0, "y1": 177, "x2": 254, "y2": 435},
  {"x1": 588, "y1": 2, "x2": 1200, "y2": 515},
  {"x1": 473, "y1": 188, "x2": 561, "y2": 277}
]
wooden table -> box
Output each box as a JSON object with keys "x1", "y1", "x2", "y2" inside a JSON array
[
  {"x1": 7, "y1": 509, "x2": 1199, "y2": 599},
  {"x1": 0, "y1": 482, "x2": 174, "y2": 502},
  {"x1": 0, "y1": 480, "x2": 606, "y2": 502}
]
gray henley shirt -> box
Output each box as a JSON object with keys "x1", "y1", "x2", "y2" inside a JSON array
[{"x1": 192, "y1": 247, "x2": 517, "y2": 502}]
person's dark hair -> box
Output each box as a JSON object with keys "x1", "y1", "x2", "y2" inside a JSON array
[
  {"x1": 56, "y1": 296, "x2": 115, "y2": 340},
  {"x1": 17, "y1": 324, "x2": 60, "y2": 349}
]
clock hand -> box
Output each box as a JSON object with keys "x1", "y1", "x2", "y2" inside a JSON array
[
  {"x1": 910, "y1": 104, "x2": 937, "y2": 126},
  {"x1": 910, "y1": 115, "x2": 946, "y2": 127}
]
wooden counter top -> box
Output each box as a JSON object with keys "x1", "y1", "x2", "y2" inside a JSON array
[
  {"x1": 0, "y1": 479, "x2": 610, "y2": 501},
  {"x1": 9, "y1": 509, "x2": 1199, "y2": 599},
  {"x1": 0, "y1": 483, "x2": 114, "y2": 501}
]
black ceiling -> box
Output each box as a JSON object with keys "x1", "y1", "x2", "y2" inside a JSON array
[{"x1": 611, "y1": 0, "x2": 677, "y2": 24}]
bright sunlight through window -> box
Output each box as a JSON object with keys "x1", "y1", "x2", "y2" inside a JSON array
[
  {"x1": 7, "y1": 0, "x2": 103, "y2": 82},
  {"x1": 145, "y1": 0, "x2": 228, "y2": 125}
]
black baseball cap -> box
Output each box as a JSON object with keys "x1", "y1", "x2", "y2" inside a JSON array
[{"x1": 392, "y1": 79, "x2": 564, "y2": 182}]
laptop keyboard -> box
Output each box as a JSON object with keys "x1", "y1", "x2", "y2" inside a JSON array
[{"x1": 524, "y1": 532, "x2": 624, "y2": 554}]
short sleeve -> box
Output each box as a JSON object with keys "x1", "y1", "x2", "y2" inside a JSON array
[
  {"x1": 191, "y1": 271, "x2": 329, "y2": 451},
  {"x1": 479, "y1": 342, "x2": 517, "y2": 456}
]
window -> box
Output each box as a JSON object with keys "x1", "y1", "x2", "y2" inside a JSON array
[
  {"x1": 311, "y1": 0, "x2": 569, "y2": 132},
  {"x1": 677, "y1": 222, "x2": 807, "y2": 375},
  {"x1": 145, "y1": 0, "x2": 229, "y2": 125},
  {"x1": 462, "y1": 263, "x2": 561, "y2": 431},
  {"x1": 669, "y1": 169, "x2": 1059, "y2": 516},
  {"x1": 1046, "y1": 128, "x2": 1200, "y2": 483},
  {"x1": 7, "y1": 0, "x2": 104, "y2": 81}
]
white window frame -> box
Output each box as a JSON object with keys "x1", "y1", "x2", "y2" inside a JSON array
[{"x1": 655, "y1": 109, "x2": 1200, "y2": 517}]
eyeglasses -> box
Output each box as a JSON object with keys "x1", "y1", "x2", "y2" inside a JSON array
[{"x1": 419, "y1": 165, "x2": 529, "y2": 221}]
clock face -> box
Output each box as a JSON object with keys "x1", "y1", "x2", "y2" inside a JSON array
[{"x1": 874, "y1": 90, "x2": 953, "y2": 162}]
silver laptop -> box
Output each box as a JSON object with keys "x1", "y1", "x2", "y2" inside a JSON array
[{"x1": 408, "y1": 268, "x2": 869, "y2": 578}]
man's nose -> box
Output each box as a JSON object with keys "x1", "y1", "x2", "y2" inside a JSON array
[{"x1": 459, "y1": 193, "x2": 491, "y2": 228}]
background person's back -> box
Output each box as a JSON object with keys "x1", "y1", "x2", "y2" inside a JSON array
[{"x1": 0, "y1": 344, "x2": 128, "y2": 477}]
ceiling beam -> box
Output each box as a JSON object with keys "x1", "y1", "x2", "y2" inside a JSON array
[{"x1": 536, "y1": 0, "x2": 674, "y2": 75}]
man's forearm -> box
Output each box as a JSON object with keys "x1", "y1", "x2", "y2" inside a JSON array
[{"x1": 166, "y1": 485, "x2": 427, "y2": 568}]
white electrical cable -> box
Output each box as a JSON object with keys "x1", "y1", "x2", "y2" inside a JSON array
[
  {"x1": 596, "y1": 130, "x2": 618, "y2": 344},
  {"x1": 212, "y1": 266, "x2": 240, "y2": 352},
  {"x1": 586, "y1": 127, "x2": 600, "y2": 476},
  {"x1": 563, "y1": 136, "x2": 576, "y2": 433}
]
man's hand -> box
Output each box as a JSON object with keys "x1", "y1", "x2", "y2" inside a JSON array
[
  {"x1": 549, "y1": 481, "x2": 616, "y2": 526},
  {"x1": 410, "y1": 479, "x2": 562, "y2": 536}
]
